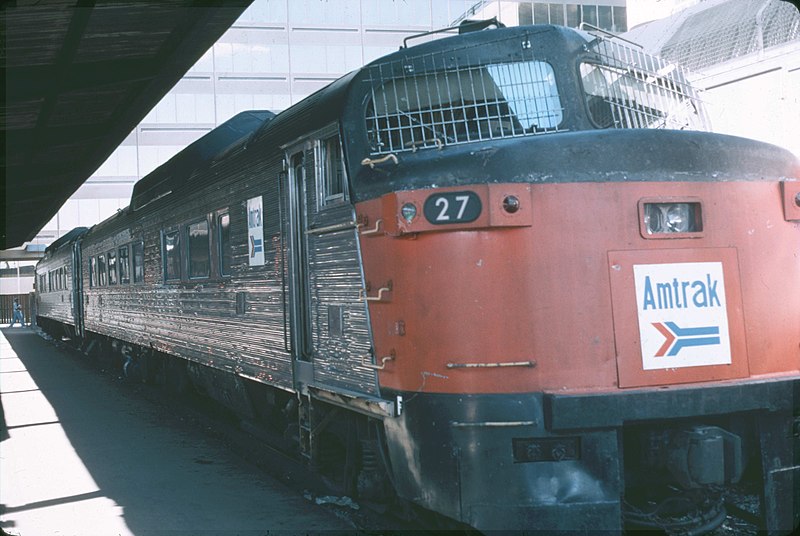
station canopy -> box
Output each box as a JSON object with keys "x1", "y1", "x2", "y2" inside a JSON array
[{"x1": 1, "y1": 1, "x2": 252, "y2": 250}]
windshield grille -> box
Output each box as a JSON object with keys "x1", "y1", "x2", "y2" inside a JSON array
[
  {"x1": 582, "y1": 38, "x2": 710, "y2": 131},
  {"x1": 364, "y1": 39, "x2": 566, "y2": 155}
]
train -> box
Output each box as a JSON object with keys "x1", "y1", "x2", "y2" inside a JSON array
[{"x1": 35, "y1": 21, "x2": 800, "y2": 533}]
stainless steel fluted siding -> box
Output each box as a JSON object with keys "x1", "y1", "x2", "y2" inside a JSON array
[
  {"x1": 302, "y1": 149, "x2": 378, "y2": 395},
  {"x1": 80, "y1": 153, "x2": 296, "y2": 390},
  {"x1": 36, "y1": 247, "x2": 77, "y2": 327},
  {"x1": 79, "y1": 137, "x2": 378, "y2": 397},
  {"x1": 307, "y1": 225, "x2": 377, "y2": 395}
]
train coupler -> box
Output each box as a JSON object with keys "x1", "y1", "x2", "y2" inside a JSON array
[{"x1": 665, "y1": 425, "x2": 744, "y2": 489}]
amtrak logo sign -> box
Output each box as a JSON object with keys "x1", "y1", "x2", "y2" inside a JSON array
[
  {"x1": 633, "y1": 262, "x2": 731, "y2": 370},
  {"x1": 247, "y1": 196, "x2": 265, "y2": 266}
]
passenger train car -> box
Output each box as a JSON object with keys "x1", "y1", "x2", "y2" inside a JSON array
[{"x1": 36, "y1": 22, "x2": 800, "y2": 533}]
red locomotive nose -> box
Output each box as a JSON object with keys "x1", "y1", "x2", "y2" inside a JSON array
[{"x1": 358, "y1": 173, "x2": 800, "y2": 395}]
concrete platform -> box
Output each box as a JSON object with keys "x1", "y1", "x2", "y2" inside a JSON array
[{"x1": 0, "y1": 327, "x2": 352, "y2": 535}]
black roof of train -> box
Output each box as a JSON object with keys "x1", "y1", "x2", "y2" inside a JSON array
[
  {"x1": 130, "y1": 110, "x2": 275, "y2": 212},
  {"x1": 44, "y1": 227, "x2": 89, "y2": 254}
]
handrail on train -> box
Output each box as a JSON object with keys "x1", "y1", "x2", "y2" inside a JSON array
[
  {"x1": 578, "y1": 22, "x2": 643, "y2": 48},
  {"x1": 402, "y1": 17, "x2": 505, "y2": 49}
]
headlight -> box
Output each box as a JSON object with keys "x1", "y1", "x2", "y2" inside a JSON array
[
  {"x1": 665, "y1": 203, "x2": 691, "y2": 232},
  {"x1": 644, "y1": 202, "x2": 702, "y2": 235}
]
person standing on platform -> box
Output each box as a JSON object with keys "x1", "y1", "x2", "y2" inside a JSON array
[{"x1": 9, "y1": 298, "x2": 24, "y2": 327}]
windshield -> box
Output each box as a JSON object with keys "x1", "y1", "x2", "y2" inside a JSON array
[
  {"x1": 581, "y1": 39, "x2": 709, "y2": 131},
  {"x1": 365, "y1": 59, "x2": 564, "y2": 155}
]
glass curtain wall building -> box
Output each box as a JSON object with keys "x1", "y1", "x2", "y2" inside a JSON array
[{"x1": 32, "y1": 0, "x2": 627, "y2": 247}]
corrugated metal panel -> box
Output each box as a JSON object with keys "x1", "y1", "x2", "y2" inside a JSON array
[
  {"x1": 81, "y1": 146, "x2": 296, "y2": 391},
  {"x1": 36, "y1": 240, "x2": 78, "y2": 327},
  {"x1": 305, "y1": 208, "x2": 378, "y2": 395}
]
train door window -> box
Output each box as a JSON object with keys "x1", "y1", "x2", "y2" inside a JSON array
[
  {"x1": 118, "y1": 245, "x2": 130, "y2": 284},
  {"x1": 187, "y1": 219, "x2": 210, "y2": 279},
  {"x1": 317, "y1": 132, "x2": 347, "y2": 207},
  {"x1": 107, "y1": 251, "x2": 117, "y2": 285},
  {"x1": 217, "y1": 212, "x2": 231, "y2": 276},
  {"x1": 90, "y1": 257, "x2": 97, "y2": 287},
  {"x1": 288, "y1": 148, "x2": 313, "y2": 359},
  {"x1": 132, "y1": 241, "x2": 144, "y2": 283},
  {"x1": 162, "y1": 229, "x2": 181, "y2": 281},
  {"x1": 98, "y1": 254, "x2": 107, "y2": 286}
]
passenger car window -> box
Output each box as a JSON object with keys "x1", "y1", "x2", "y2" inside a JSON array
[
  {"x1": 163, "y1": 230, "x2": 181, "y2": 281},
  {"x1": 107, "y1": 251, "x2": 117, "y2": 285},
  {"x1": 132, "y1": 241, "x2": 144, "y2": 283},
  {"x1": 118, "y1": 245, "x2": 130, "y2": 284},
  {"x1": 90, "y1": 257, "x2": 97, "y2": 287},
  {"x1": 98, "y1": 255, "x2": 107, "y2": 286},
  {"x1": 187, "y1": 220, "x2": 210, "y2": 279},
  {"x1": 218, "y1": 212, "x2": 231, "y2": 276}
]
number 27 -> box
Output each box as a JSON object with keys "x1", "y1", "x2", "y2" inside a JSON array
[{"x1": 435, "y1": 195, "x2": 470, "y2": 221}]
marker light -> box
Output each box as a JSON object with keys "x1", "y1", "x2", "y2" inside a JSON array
[
  {"x1": 401, "y1": 203, "x2": 417, "y2": 223},
  {"x1": 644, "y1": 202, "x2": 702, "y2": 234},
  {"x1": 503, "y1": 195, "x2": 520, "y2": 213}
]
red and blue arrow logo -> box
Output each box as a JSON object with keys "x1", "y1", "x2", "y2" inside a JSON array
[
  {"x1": 652, "y1": 322, "x2": 720, "y2": 357},
  {"x1": 250, "y1": 235, "x2": 263, "y2": 258}
]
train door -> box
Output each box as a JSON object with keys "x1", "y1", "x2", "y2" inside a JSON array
[
  {"x1": 72, "y1": 238, "x2": 84, "y2": 338},
  {"x1": 286, "y1": 147, "x2": 313, "y2": 365},
  {"x1": 284, "y1": 126, "x2": 379, "y2": 397}
]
